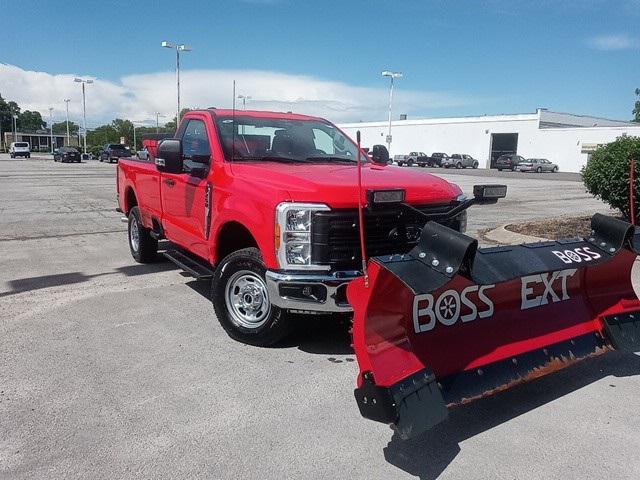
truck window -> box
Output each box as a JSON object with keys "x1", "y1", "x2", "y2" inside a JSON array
[{"x1": 181, "y1": 119, "x2": 211, "y2": 170}]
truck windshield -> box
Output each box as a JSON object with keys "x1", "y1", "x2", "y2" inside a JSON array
[{"x1": 215, "y1": 116, "x2": 366, "y2": 163}]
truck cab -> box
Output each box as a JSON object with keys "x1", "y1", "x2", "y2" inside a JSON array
[{"x1": 117, "y1": 109, "x2": 465, "y2": 345}]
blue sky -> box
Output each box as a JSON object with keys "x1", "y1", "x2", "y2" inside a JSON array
[{"x1": 1, "y1": 0, "x2": 639, "y2": 124}]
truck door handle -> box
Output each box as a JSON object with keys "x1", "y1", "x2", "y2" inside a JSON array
[{"x1": 164, "y1": 179, "x2": 175, "y2": 187}]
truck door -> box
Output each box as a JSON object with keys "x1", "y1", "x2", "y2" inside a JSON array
[{"x1": 160, "y1": 117, "x2": 212, "y2": 259}]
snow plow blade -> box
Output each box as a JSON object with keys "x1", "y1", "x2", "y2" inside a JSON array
[{"x1": 348, "y1": 213, "x2": 640, "y2": 439}]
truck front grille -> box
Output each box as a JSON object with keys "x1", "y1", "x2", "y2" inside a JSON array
[{"x1": 311, "y1": 203, "x2": 461, "y2": 270}]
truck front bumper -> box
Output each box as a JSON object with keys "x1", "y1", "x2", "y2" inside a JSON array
[{"x1": 265, "y1": 270, "x2": 361, "y2": 314}]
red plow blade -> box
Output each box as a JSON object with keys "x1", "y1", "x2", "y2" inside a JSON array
[{"x1": 348, "y1": 214, "x2": 640, "y2": 439}]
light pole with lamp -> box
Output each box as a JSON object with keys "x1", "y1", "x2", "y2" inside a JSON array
[
  {"x1": 154, "y1": 112, "x2": 164, "y2": 133},
  {"x1": 161, "y1": 41, "x2": 191, "y2": 131},
  {"x1": 74, "y1": 77, "x2": 93, "y2": 155},
  {"x1": 237, "y1": 95, "x2": 252, "y2": 109},
  {"x1": 12, "y1": 114, "x2": 18, "y2": 142},
  {"x1": 48, "y1": 107, "x2": 54, "y2": 153},
  {"x1": 381, "y1": 70, "x2": 402, "y2": 154},
  {"x1": 64, "y1": 99, "x2": 71, "y2": 146}
]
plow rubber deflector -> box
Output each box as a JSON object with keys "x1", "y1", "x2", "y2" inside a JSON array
[{"x1": 349, "y1": 214, "x2": 640, "y2": 439}]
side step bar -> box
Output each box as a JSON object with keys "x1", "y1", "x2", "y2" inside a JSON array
[{"x1": 163, "y1": 250, "x2": 215, "y2": 280}]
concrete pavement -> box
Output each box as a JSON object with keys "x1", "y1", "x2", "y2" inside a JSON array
[{"x1": 1, "y1": 157, "x2": 639, "y2": 480}]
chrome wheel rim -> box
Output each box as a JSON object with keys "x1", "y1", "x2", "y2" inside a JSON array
[
  {"x1": 130, "y1": 216, "x2": 140, "y2": 252},
  {"x1": 225, "y1": 270, "x2": 271, "y2": 329}
]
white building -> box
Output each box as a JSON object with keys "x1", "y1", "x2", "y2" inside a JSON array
[{"x1": 339, "y1": 109, "x2": 640, "y2": 173}]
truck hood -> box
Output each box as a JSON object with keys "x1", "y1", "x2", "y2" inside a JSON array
[{"x1": 230, "y1": 162, "x2": 462, "y2": 208}]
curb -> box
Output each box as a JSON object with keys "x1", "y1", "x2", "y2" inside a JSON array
[{"x1": 482, "y1": 224, "x2": 550, "y2": 245}]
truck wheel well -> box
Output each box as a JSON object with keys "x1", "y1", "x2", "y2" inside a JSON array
[
  {"x1": 125, "y1": 188, "x2": 137, "y2": 213},
  {"x1": 217, "y1": 222, "x2": 258, "y2": 261}
]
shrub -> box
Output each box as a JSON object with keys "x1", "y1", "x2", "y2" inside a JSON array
[{"x1": 582, "y1": 135, "x2": 640, "y2": 221}]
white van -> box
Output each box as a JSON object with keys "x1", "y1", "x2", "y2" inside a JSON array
[{"x1": 9, "y1": 142, "x2": 31, "y2": 158}]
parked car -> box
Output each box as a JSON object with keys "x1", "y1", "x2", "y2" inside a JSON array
[
  {"x1": 517, "y1": 158, "x2": 558, "y2": 173},
  {"x1": 9, "y1": 142, "x2": 31, "y2": 158},
  {"x1": 428, "y1": 152, "x2": 450, "y2": 167},
  {"x1": 116, "y1": 108, "x2": 469, "y2": 346},
  {"x1": 443, "y1": 154, "x2": 479, "y2": 169},
  {"x1": 100, "y1": 144, "x2": 132, "y2": 163},
  {"x1": 53, "y1": 147, "x2": 81, "y2": 163},
  {"x1": 394, "y1": 152, "x2": 429, "y2": 167},
  {"x1": 496, "y1": 154, "x2": 525, "y2": 171}
]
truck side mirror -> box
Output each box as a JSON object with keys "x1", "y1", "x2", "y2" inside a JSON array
[
  {"x1": 155, "y1": 139, "x2": 183, "y2": 174},
  {"x1": 371, "y1": 144, "x2": 389, "y2": 165}
]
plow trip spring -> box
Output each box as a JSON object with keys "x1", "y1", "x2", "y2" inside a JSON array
[{"x1": 348, "y1": 213, "x2": 640, "y2": 439}]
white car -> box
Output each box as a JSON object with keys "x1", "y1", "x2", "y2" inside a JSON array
[{"x1": 9, "y1": 142, "x2": 31, "y2": 158}]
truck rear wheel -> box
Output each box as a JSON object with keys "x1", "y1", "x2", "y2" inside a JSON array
[
  {"x1": 128, "y1": 206, "x2": 158, "y2": 263},
  {"x1": 211, "y1": 247, "x2": 293, "y2": 346}
]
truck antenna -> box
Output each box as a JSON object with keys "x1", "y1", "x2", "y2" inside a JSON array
[
  {"x1": 232, "y1": 80, "x2": 236, "y2": 161},
  {"x1": 356, "y1": 130, "x2": 369, "y2": 288}
]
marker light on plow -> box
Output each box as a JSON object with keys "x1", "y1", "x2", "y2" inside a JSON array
[{"x1": 348, "y1": 213, "x2": 640, "y2": 439}]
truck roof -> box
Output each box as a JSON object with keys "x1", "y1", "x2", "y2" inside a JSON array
[{"x1": 206, "y1": 108, "x2": 324, "y2": 122}]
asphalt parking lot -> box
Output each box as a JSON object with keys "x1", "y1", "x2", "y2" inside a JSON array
[{"x1": 2, "y1": 155, "x2": 640, "y2": 480}]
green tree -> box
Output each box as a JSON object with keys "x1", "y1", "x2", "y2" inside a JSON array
[
  {"x1": 582, "y1": 135, "x2": 640, "y2": 220},
  {"x1": 633, "y1": 88, "x2": 640, "y2": 123},
  {"x1": 111, "y1": 118, "x2": 134, "y2": 144},
  {"x1": 52, "y1": 121, "x2": 80, "y2": 135},
  {"x1": 86, "y1": 124, "x2": 118, "y2": 147},
  {"x1": 164, "y1": 108, "x2": 192, "y2": 131},
  {"x1": 19, "y1": 110, "x2": 45, "y2": 132}
]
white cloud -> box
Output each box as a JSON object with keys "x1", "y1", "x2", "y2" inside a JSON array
[
  {"x1": 588, "y1": 34, "x2": 638, "y2": 51},
  {"x1": 0, "y1": 63, "x2": 483, "y2": 127}
]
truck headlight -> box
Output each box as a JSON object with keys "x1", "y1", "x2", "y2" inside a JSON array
[{"x1": 276, "y1": 202, "x2": 330, "y2": 270}]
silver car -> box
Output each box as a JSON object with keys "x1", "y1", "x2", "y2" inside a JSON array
[
  {"x1": 517, "y1": 158, "x2": 558, "y2": 173},
  {"x1": 443, "y1": 153, "x2": 479, "y2": 169}
]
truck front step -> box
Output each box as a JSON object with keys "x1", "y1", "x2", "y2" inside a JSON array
[{"x1": 163, "y1": 250, "x2": 214, "y2": 280}]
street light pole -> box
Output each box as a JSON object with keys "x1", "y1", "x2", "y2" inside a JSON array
[
  {"x1": 13, "y1": 114, "x2": 18, "y2": 142},
  {"x1": 237, "y1": 95, "x2": 252, "y2": 109},
  {"x1": 74, "y1": 78, "x2": 93, "y2": 155},
  {"x1": 64, "y1": 99, "x2": 71, "y2": 146},
  {"x1": 162, "y1": 41, "x2": 191, "y2": 131},
  {"x1": 155, "y1": 112, "x2": 163, "y2": 133},
  {"x1": 381, "y1": 70, "x2": 403, "y2": 154},
  {"x1": 48, "y1": 107, "x2": 54, "y2": 153}
]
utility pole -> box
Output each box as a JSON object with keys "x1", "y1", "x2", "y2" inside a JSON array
[
  {"x1": 64, "y1": 99, "x2": 71, "y2": 146},
  {"x1": 155, "y1": 112, "x2": 162, "y2": 133},
  {"x1": 13, "y1": 114, "x2": 18, "y2": 142}
]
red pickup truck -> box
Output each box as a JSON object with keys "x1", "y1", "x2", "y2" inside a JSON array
[{"x1": 116, "y1": 109, "x2": 467, "y2": 345}]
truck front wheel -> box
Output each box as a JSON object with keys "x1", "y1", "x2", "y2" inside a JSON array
[
  {"x1": 128, "y1": 206, "x2": 158, "y2": 263},
  {"x1": 211, "y1": 247, "x2": 293, "y2": 346}
]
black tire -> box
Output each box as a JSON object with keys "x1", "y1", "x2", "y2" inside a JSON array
[
  {"x1": 99, "y1": 156, "x2": 103, "y2": 162},
  {"x1": 456, "y1": 162, "x2": 462, "y2": 169},
  {"x1": 10, "y1": 153, "x2": 14, "y2": 158},
  {"x1": 408, "y1": 160, "x2": 414, "y2": 167},
  {"x1": 552, "y1": 166, "x2": 558, "y2": 173},
  {"x1": 536, "y1": 167, "x2": 542, "y2": 173},
  {"x1": 27, "y1": 154, "x2": 30, "y2": 158},
  {"x1": 497, "y1": 168, "x2": 502, "y2": 171},
  {"x1": 418, "y1": 163, "x2": 425, "y2": 168},
  {"x1": 211, "y1": 247, "x2": 293, "y2": 346},
  {"x1": 127, "y1": 206, "x2": 157, "y2": 263},
  {"x1": 473, "y1": 162, "x2": 479, "y2": 169}
]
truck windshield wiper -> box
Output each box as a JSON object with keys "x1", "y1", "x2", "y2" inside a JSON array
[
  {"x1": 232, "y1": 156, "x2": 314, "y2": 164},
  {"x1": 304, "y1": 155, "x2": 358, "y2": 163}
]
